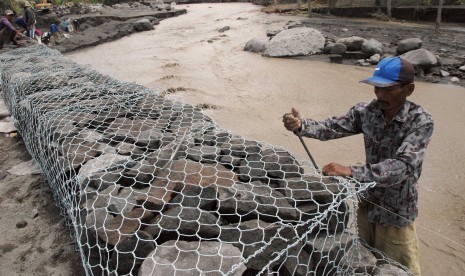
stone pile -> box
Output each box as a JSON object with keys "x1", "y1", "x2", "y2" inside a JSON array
[
  {"x1": 245, "y1": 24, "x2": 463, "y2": 85},
  {"x1": 0, "y1": 45, "x2": 409, "y2": 276}
]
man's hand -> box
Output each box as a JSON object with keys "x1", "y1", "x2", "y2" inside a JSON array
[
  {"x1": 322, "y1": 162, "x2": 352, "y2": 177},
  {"x1": 283, "y1": 107, "x2": 302, "y2": 132}
]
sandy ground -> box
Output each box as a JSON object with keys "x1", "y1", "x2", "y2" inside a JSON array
[
  {"x1": 67, "y1": 3, "x2": 465, "y2": 275},
  {"x1": 1, "y1": 2, "x2": 464, "y2": 275},
  {"x1": 0, "y1": 136, "x2": 86, "y2": 275}
]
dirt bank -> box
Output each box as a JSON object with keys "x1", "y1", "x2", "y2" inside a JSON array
[{"x1": 0, "y1": 136, "x2": 85, "y2": 276}]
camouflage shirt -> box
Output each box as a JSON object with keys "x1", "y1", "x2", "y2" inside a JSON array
[{"x1": 299, "y1": 100, "x2": 434, "y2": 228}]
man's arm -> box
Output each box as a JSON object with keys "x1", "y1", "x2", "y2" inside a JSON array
[
  {"x1": 1, "y1": 17, "x2": 17, "y2": 31},
  {"x1": 351, "y1": 122, "x2": 434, "y2": 186},
  {"x1": 299, "y1": 103, "x2": 365, "y2": 141}
]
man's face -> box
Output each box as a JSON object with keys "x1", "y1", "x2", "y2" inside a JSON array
[
  {"x1": 6, "y1": 14, "x2": 14, "y2": 21},
  {"x1": 374, "y1": 84, "x2": 413, "y2": 111}
]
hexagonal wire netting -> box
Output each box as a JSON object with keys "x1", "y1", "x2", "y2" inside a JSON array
[{"x1": 0, "y1": 45, "x2": 412, "y2": 276}]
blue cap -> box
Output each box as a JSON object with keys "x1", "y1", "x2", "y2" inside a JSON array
[{"x1": 360, "y1": 57, "x2": 415, "y2": 87}]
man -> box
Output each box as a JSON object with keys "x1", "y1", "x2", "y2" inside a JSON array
[
  {"x1": 22, "y1": 1, "x2": 36, "y2": 39},
  {"x1": 0, "y1": 10, "x2": 23, "y2": 49},
  {"x1": 283, "y1": 57, "x2": 434, "y2": 276}
]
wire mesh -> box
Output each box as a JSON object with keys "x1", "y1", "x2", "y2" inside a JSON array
[{"x1": 0, "y1": 45, "x2": 414, "y2": 276}]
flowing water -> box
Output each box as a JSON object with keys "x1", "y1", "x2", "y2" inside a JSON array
[{"x1": 67, "y1": 3, "x2": 465, "y2": 275}]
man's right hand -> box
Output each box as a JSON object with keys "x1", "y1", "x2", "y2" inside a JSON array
[{"x1": 283, "y1": 107, "x2": 302, "y2": 132}]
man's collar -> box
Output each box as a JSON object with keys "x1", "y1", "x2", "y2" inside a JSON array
[{"x1": 393, "y1": 101, "x2": 410, "y2": 123}]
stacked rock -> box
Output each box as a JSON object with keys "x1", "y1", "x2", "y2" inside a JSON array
[{"x1": 0, "y1": 45, "x2": 408, "y2": 276}]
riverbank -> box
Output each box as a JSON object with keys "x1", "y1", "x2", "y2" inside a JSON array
[
  {"x1": 1, "y1": 2, "x2": 464, "y2": 275},
  {"x1": 44, "y1": 2, "x2": 465, "y2": 87}
]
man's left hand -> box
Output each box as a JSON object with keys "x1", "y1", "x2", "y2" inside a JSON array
[{"x1": 322, "y1": 162, "x2": 352, "y2": 177}]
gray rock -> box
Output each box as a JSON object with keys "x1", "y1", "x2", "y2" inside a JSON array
[
  {"x1": 242, "y1": 223, "x2": 297, "y2": 271},
  {"x1": 280, "y1": 241, "x2": 313, "y2": 276},
  {"x1": 369, "y1": 54, "x2": 381, "y2": 65},
  {"x1": 237, "y1": 148, "x2": 303, "y2": 182},
  {"x1": 144, "y1": 206, "x2": 223, "y2": 241},
  {"x1": 330, "y1": 43, "x2": 347, "y2": 55},
  {"x1": 305, "y1": 231, "x2": 353, "y2": 270},
  {"x1": 133, "y1": 19, "x2": 154, "y2": 32},
  {"x1": 7, "y1": 159, "x2": 42, "y2": 175},
  {"x1": 339, "y1": 243, "x2": 377, "y2": 274},
  {"x1": 0, "y1": 100, "x2": 10, "y2": 119},
  {"x1": 400, "y1": 48, "x2": 438, "y2": 69},
  {"x1": 138, "y1": 240, "x2": 246, "y2": 276},
  {"x1": 459, "y1": 65, "x2": 465, "y2": 71},
  {"x1": 396, "y1": 38, "x2": 422, "y2": 55},
  {"x1": 31, "y1": 208, "x2": 39, "y2": 219},
  {"x1": 194, "y1": 130, "x2": 231, "y2": 147},
  {"x1": 121, "y1": 160, "x2": 157, "y2": 188},
  {"x1": 78, "y1": 153, "x2": 131, "y2": 184},
  {"x1": 356, "y1": 59, "x2": 372, "y2": 67},
  {"x1": 111, "y1": 231, "x2": 155, "y2": 275},
  {"x1": 244, "y1": 37, "x2": 269, "y2": 53},
  {"x1": 362, "y1": 39, "x2": 383, "y2": 55},
  {"x1": 336, "y1": 36, "x2": 365, "y2": 51},
  {"x1": 323, "y1": 42, "x2": 335, "y2": 54},
  {"x1": 450, "y1": 77, "x2": 460, "y2": 82},
  {"x1": 152, "y1": 159, "x2": 237, "y2": 189},
  {"x1": 116, "y1": 142, "x2": 144, "y2": 156},
  {"x1": 218, "y1": 26, "x2": 230, "y2": 32},
  {"x1": 440, "y1": 69, "x2": 450, "y2": 77},
  {"x1": 220, "y1": 137, "x2": 261, "y2": 158},
  {"x1": 329, "y1": 54, "x2": 343, "y2": 64},
  {"x1": 81, "y1": 167, "x2": 124, "y2": 191},
  {"x1": 186, "y1": 145, "x2": 221, "y2": 163},
  {"x1": 219, "y1": 220, "x2": 298, "y2": 271},
  {"x1": 170, "y1": 185, "x2": 217, "y2": 210},
  {"x1": 218, "y1": 181, "x2": 298, "y2": 223},
  {"x1": 263, "y1": 27, "x2": 325, "y2": 57},
  {"x1": 16, "y1": 220, "x2": 28, "y2": 228},
  {"x1": 266, "y1": 29, "x2": 281, "y2": 37},
  {"x1": 275, "y1": 176, "x2": 346, "y2": 204},
  {"x1": 372, "y1": 263, "x2": 410, "y2": 276}
]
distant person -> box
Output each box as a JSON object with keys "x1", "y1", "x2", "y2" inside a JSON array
[
  {"x1": 50, "y1": 21, "x2": 60, "y2": 34},
  {"x1": 0, "y1": 10, "x2": 23, "y2": 49},
  {"x1": 283, "y1": 57, "x2": 434, "y2": 276},
  {"x1": 14, "y1": 16, "x2": 27, "y2": 30},
  {"x1": 72, "y1": 18, "x2": 80, "y2": 32},
  {"x1": 22, "y1": 1, "x2": 36, "y2": 39}
]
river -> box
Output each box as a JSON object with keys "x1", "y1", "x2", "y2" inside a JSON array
[{"x1": 67, "y1": 3, "x2": 465, "y2": 275}]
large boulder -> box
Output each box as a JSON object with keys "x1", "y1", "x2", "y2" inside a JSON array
[
  {"x1": 362, "y1": 39, "x2": 383, "y2": 55},
  {"x1": 336, "y1": 36, "x2": 365, "y2": 51},
  {"x1": 400, "y1": 48, "x2": 438, "y2": 69},
  {"x1": 244, "y1": 37, "x2": 270, "y2": 53},
  {"x1": 263, "y1": 27, "x2": 325, "y2": 57},
  {"x1": 133, "y1": 19, "x2": 154, "y2": 32},
  {"x1": 330, "y1": 43, "x2": 347, "y2": 55},
  {"x1": 396, "y1": 38, "x2": 422, "y2": 55}
]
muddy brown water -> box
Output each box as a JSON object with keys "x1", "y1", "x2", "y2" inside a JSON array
[{"x1": 67, "y1": 3, "x2": 465, "y2": 275}]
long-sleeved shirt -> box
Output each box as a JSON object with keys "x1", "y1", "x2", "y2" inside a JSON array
[
  {"x1": 0, "y1": 17, "x2": 17, "y2": 32},
  {"x1": 299, "y1": 100, "x2": 434, "y2": 227},
  {"x1": 24, "y1": 7, "x2": 35, "y2": 27}
]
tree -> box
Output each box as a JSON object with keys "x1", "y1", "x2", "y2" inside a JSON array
[
  {"x1": 297, "y1": 0, "x2": 301, "y2": 11},
  {"x1": 386, "y1": 0, "x2": 392, "y2": 18},
  {"x1": 436, "y1": 0, "x2": 444, "y2": 32},
  {"x1": 308, "y1": 0, "x2": 312, "y2": 17}
]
